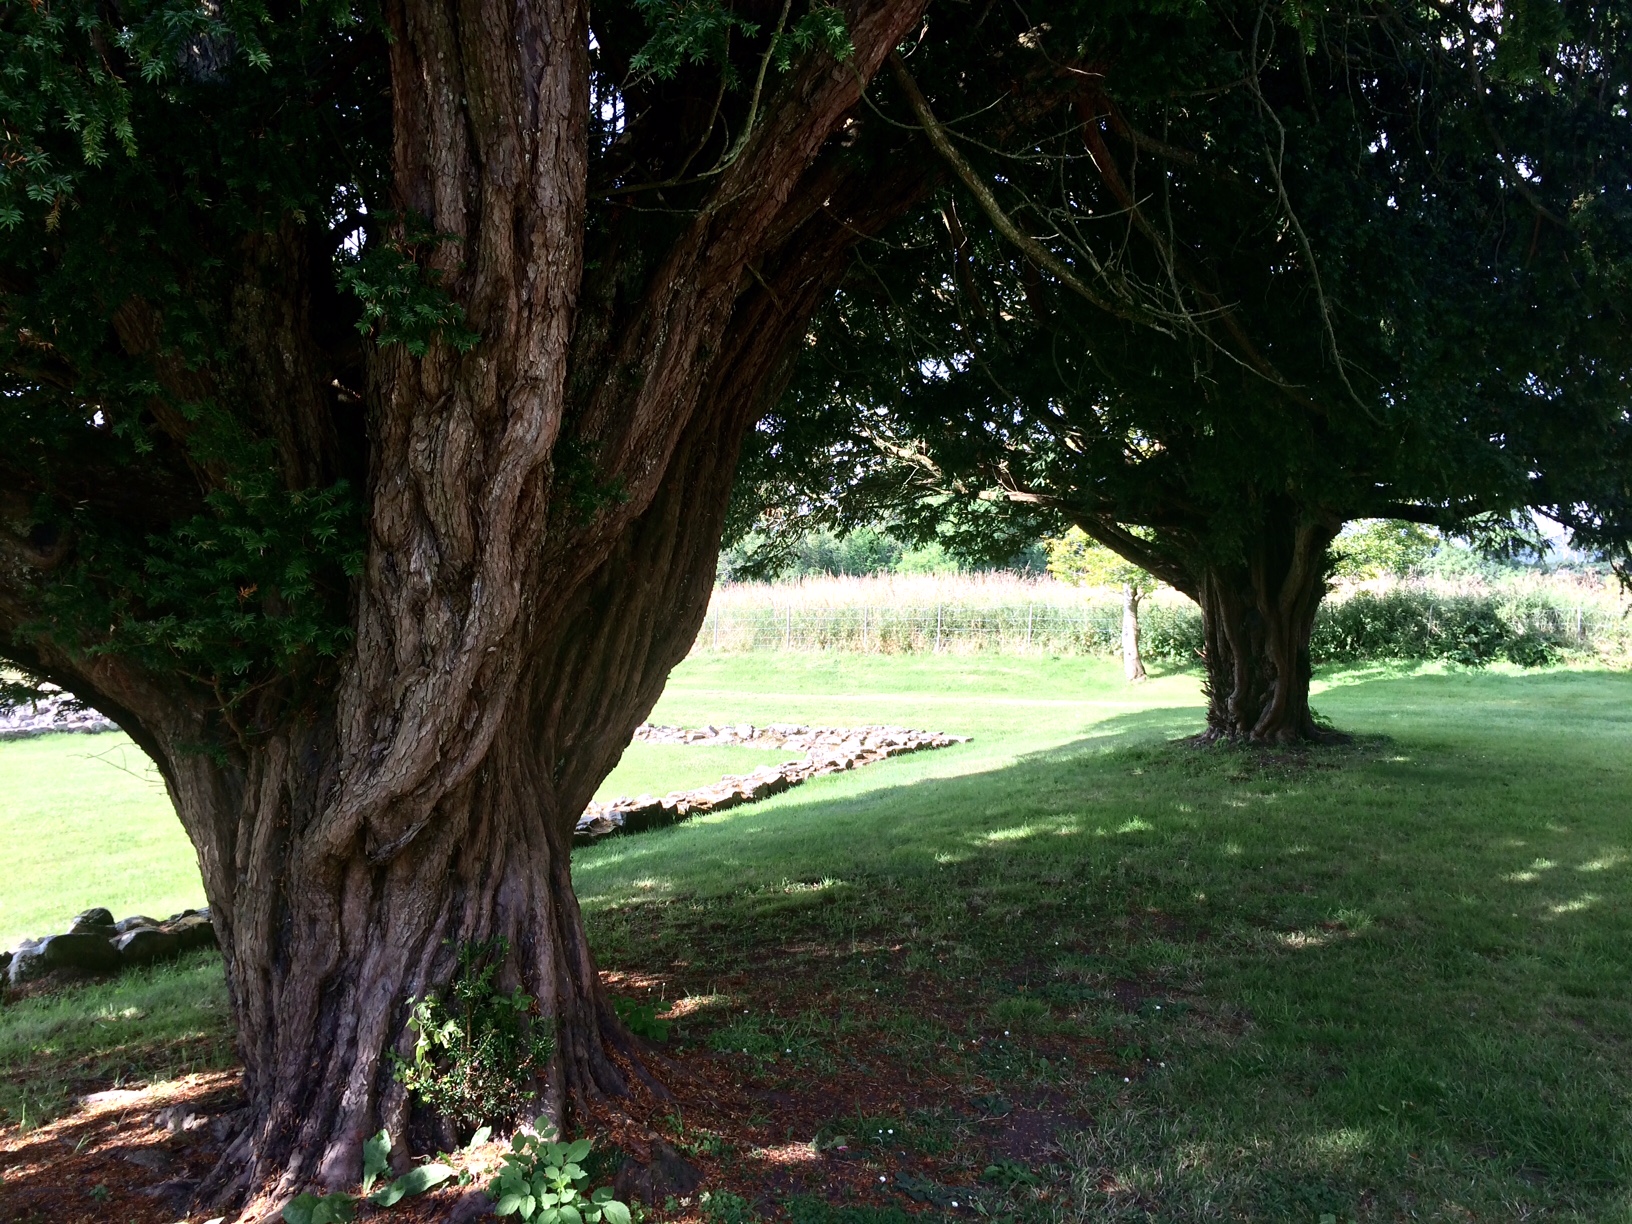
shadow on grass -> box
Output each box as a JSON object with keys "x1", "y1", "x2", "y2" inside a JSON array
[{"x1": 579, "y1": 669, "x2": 1632, "y2": 1219}]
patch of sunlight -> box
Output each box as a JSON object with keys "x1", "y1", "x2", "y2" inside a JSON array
[
  {"x1": 1547, "y1": 893, "x2": 1600, "y2": 916},
  {"x1": 1285, "y1": 843, "x2": 1310, "y2": 855},
  {"x1": 1175, "y1": 803, "x2": 1194, "y2": 813},
  {"x1": 1305, "y1": 1126, "x2": 1377, "y2": 1158},
  {"x1": 1223, "y1": 797, "x2": 1248, "y2": 808},
  {"x1": 934, "y1": 851, "x2": 969, "y2": 865},
  {"x1": 1506, "y1": 858, "x2": 1557, "y2": 883},
  {"x1": 1117, "y1": 818, "x2": 1154, "y2": 835},
  {"x1": 631, "y1": 878, "x2": 668, "y2": 892},
  {"x1": 1276, "y1": 930, "x2": 1331, "y2": 949},
  {"x1": 781, "y1": 877, "x2": 841, "y2": 893},
  {"x1": 1385, "y1": 755, "x2": 1413, "y2": 763},
  {"x1": 1333, "y1": 907, "x2": 1374, "y2": 931},
  {"x1": 1223, "y1": 841, "x2": 1243, "y2": 856},
  {"x1": 1500, "y1": 838, "x2": 1529, "y2": 848},
  {"x1": 95, "y1": 1005, "x2": 147, "y2": 1022},
  {"x1": 981, "y1": 824, "x2": 1041, "y2": 843},
  {"x1": 1578, "y1": 851, "x2": 1628, "y2": 873},
  {"x1": 665, "y1": 993, "x2": 730, "y2": 1019},
  {"x1": 1054, "y1": 819, "x2": 1082, "y2": 836}
]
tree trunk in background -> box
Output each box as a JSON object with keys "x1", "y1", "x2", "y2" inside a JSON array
[
  {"x1": 1121, "y1": 583, "x2": 1147, "y2": 682},
  {"x1": 1194, "y1": 508, "x2": 1339, "y2": 743}
]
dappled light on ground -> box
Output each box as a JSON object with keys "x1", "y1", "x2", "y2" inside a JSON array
[{"x1": 4, "y1": 658, "x2": 1632, "y2": 1219}]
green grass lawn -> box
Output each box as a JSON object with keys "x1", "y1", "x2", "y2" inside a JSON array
[
  {"x1": 0, "y1": 731, "x2": 789, "y2": 948},
  {"x1": 578, "y1": 656, "x2": 1632, "y2": 1221},
  {"x1": 594, "y1": 742, "x2": 796, "y2": 801},
  {"x1": 0, "y1": 735, "x2": 202, "y2": 949},
  {"x1": 2, "y1": 655, "x2": 1630, "y2": 1220}
]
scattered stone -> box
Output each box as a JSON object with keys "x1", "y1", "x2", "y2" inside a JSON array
[
  {"x1": 7, "y1": 940, "x2": 46, "y2": 986},
  {"x1": 119, "y1": 927, "x2": 183, "y2": 965},
  {"x1": 575, "y1": 723, "x2": 971, "y2": 844},
  {"x1": 5, "y1": 903, "x2": 214, "y2": 986},
  {"x1": 121, "y1": 1147, "x2": 173, "y2": 1172},
  {"x1": 163, "y1": 912, "x2": 217, "y2": 951},
  {"x1": 154, "y1": 1105, "x2": 206, "y2": 1134},
  {"x1": 612, "y1": 1139, "x2": 703, "y2": 1204},
  {"x1": 69, "y1": 907, "x2": 116, "y2": 935},
  {"x1": 0, "y1": 687, "x2": 117, "y2": 739},
  {"x1": 37, "y1": 931, "x2": 123, "y2": 973}
]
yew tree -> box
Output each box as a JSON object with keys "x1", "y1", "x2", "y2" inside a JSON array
[
  {"x1": 738, "y1": 0, "x2": 1632, "y2": 741},
  {"x1": 0, "y1": 0, "x2": 968, "y2": 1209}
]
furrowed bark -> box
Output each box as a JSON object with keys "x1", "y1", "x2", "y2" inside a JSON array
[{"x1": 1193, "y1": 505, "x2": 1339, "y2": 744}]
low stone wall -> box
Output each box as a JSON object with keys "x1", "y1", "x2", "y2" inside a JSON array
[
  {"x1": 574, "y1": 723, "x2": 970, "y2": 843},
  {"x1": 0, "y1": 690, "x2": 119, "y2": 740},
  {"x1": 3, "y1": 906, "x2": 215, "y2": 990}
]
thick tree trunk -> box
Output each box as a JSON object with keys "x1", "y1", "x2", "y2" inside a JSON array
[
  {"x1": 178, "y1": 711, "x2": 618, "y2": 1207},
  {"x1": 0, "y1": 0, "x2": 932, "y2": 1213},
  {"x1": 1121, "y1": 583, "x2": 1147, "y2": 682},
  {"x1": 1193, "y1": 509, "x2": 1339, "y2": 743}
]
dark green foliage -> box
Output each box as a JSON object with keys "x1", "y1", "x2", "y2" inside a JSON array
[
  {"x1": 732, "y1": 0, "x2": 1632, "y2": 594},
  {"x1": 1, "y1": 0, "x2": 388, "y2": 720},
  {"x1": 395, "y1": 938, "x2": 556, "y2": 1131},
  {"x1": 336, "y1": 214, "x2": 481, "y2": 357},
  {"x1": 611, "y1": 995, "x2": 671, "y2": 1041},
  {"x1": 40, "y1": 471, "x2": 363, "y2": 706},
  {"x1": 1312, "y1": 591, "x2": 1566, "y2": 667},
  {"x1": 700, "y1": 1190, "x2": 755, "y2": 1224},
  {"x1": 489, "y1": 1134, "x2": 631, "y2": 1224}
]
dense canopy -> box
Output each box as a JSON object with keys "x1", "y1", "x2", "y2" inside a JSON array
[{"x1": 734, "y1": 0, "x2": 1632, "y2": 737}]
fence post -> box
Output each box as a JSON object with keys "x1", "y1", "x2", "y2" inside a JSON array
[
  {"x1": 935, "y1": 603, "x2": 942, "y2": 652},
  {"x1": 861, "y1": 606, "x2": 868, "y2": 651},
  {"x1": 1026, "y1": 604, "x2": 1033, "y2": 650},
  {"x1": 786, "y1": 604, "x2": 793, "y2": 650}
]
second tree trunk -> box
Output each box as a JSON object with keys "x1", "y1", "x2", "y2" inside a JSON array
[{"x1": 1192, "y1": 513, "x2": 1338, "y2": 743}]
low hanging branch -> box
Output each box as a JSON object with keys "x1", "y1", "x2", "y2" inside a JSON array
[{"x1": 887, "y1": 52, "x2": 1164, "y2": 331}]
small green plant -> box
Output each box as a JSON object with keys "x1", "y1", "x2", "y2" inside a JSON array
[
  {"x1": 989, "y1": 996, "x2": 1051, "y2": 1033},
  {"x1": 283, "y1": 1129, "x2": 453, "y2": 1223},
  {"x1": 489, "y1": 1131, "x2": 632, "y2": 1224},
  {"x1": 395, "y1": 938, "x2": 556, "y2": 1130},
  {"x1": 701, "y1": 1189, "x2": 755, "y2": 1224},
  {"x1": 981, "y1": 1159, "x2": 1040, "y2": 1188},
  {"x1": 612, "y1": 995, "x2": 672, "y2": 1042},
  {"x1": 813, "y1": 1114, "x2": 907, "y2": 1154}
]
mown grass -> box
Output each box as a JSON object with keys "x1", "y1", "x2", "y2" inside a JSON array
[
  {"x1": 0, "y1": 734, "x2": 201, "y2": 949},
  {"x1": 3, "y1": 656, "x2": 1631, "y2": 1220},
  {"x1": 576, "y1": 657, "x2": 1632, "y2": 1222},
  {"x1": 0, "y1": 733, "x2": 788, "y2": 947}
]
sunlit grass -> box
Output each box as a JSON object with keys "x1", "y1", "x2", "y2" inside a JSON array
[{"x1": 3, "y1": 655, "x2": 1631, "y2": 1217}]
